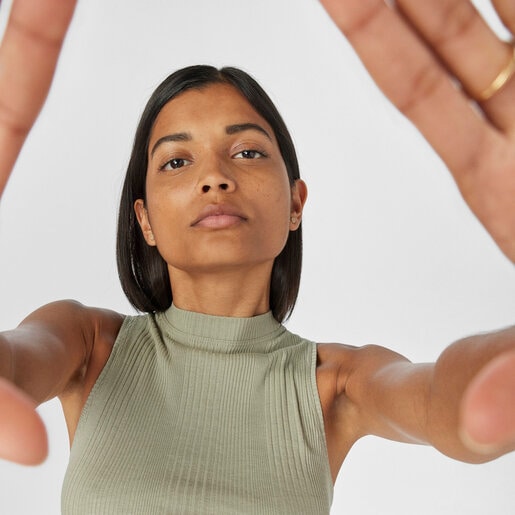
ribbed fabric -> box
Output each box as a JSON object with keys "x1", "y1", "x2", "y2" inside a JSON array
[{"x1": 61, "y1": 305, "x2": 333, "y2": 514}]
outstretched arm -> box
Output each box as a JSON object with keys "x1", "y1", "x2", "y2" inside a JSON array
[
  {"x1": 0, "y1": 301, "x2": 91, "y2": 465},
  {"x1": 319, "y1": 0, "x2": 515, "y2": 454},
  {"x1": 0, "y1": 0, "x2": 77, "y2": 465},
  {"x1": 333, "y1": 327, "x2": 515, "y2": 463},
  {"x1": 0, "y1": 301, "x2": 123, "y2": 465},
  {"x1": 0, "y1": 0, "x2": 77, "y2": 196}
]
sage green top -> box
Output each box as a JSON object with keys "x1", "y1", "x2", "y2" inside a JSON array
[{"x1": 62, "y1": 305, "x2": 333, "y2": 514}]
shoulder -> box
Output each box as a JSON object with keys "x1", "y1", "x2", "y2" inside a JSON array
[
  {"x1": 21, "y1": 299, "x2": 124, "y2": 325},
  {"x1": 315, "y1": 342, "x2": 374, "y2": 472},
  {"x1": 4, "y1": 300, "x2": 126, "y2": 411},
  {"x1": 20, "y1": 300, "x2": 125, "y2": 391},
  {"x1": 316, "y1": 342, "x2": 356, "y2": 399},
  {"x1": 317, "y1": 342, "x2": 410, "y2": 392},
  {"x1": 36, "y1": 301, "x2": 126, "y2": 441},
  {"x1": 317, "y1": 341, "x2": 430, "y2": 446},
  {"x1": 21, "y1": 299, "x2": 125, "y2": 347}
]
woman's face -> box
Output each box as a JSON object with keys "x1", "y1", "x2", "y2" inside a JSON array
[{"x1": 135, "y1": 83, "x2": 306, "y2": 282}]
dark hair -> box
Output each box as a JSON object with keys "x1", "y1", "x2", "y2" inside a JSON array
[{"x1": 116, "y1": 65, "x2": 302, "y2": 322}]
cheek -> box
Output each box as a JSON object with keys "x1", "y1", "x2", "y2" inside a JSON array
[
  {"x1": 146, "y1": 203, "x2": 188, "y2": 267},
  {"x1": 269, "y1": 174, "x2": 292, "y2": 218},
  {"x1": 144, "y1": 185, "x2": 185, "y2": 242},
  {"x1": 256, "y1": 181, "x2": 292, "y2": 246}
]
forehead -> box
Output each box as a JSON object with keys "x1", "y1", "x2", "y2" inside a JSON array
[{"x1": 149, "y1": 83, "x2": 275, "y2": 141}]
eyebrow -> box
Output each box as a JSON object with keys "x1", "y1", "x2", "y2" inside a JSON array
[
  {"x1": 150, "y1": 132, "x2": 191, "y2": 158},
  {"x1": 150, "y1": 122, "x2": 272, "y2": 158},
  {"x1": 225, "y1": 123, "x2": 272, "y2": 140}
]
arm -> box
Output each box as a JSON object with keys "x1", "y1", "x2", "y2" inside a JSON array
[
  {"x1": 0, "y1": 300, "x2": 94, "y2": 404},
  {"x1": 341, "y1": 327, "x2": 515, "y2": 462},
  {"x1": 0, "y1": 300, "x2": 123, "y2": 464},
  {"x1": 0, "y1": 0, "x2": 77, "y2": 464},
  {"x1": 318, "y1": 0, "x2": 515, "y2": 455},
  {"x1": 0, "y1": 0, "x2": 77, "y2": 196},
  {"x1": 0, "y1": 300, "x2": 90, "y2": 465}
]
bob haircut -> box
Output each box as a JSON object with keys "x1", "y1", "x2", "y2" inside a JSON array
[{"x1": 116, "y1": 65, "x2": 302, "y2": 323}]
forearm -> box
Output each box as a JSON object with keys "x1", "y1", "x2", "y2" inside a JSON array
[{"x1": 428, "y1": 325, "x2": 515, "y2": 462}]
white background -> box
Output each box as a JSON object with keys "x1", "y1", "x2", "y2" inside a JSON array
[{"x1": 0, "y1": 0, "x2": 514, "y2": 513}]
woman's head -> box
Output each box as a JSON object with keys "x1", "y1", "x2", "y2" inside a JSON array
[{"x1": 117, "y1": 65, "x2": 304, "y2": 322}]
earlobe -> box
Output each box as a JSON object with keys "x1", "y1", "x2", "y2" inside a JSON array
[
  {"x1": 134, "y1": 199, "x2": 157, "y2": 246},
  {"x1": 290, "y1": 179, "x2": 308, "y2": 231}
]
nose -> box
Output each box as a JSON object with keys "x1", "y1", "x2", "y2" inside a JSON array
[
  {"x1": 197, "y1": 158, "x2": 236, "y2": 194},
  {"x1": 201, "y1": 182, "x2": 231, "y2": 193}
]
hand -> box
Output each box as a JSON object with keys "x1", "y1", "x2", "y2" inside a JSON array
[
  {"x1": 460, "y1": 350, "x2": 515, "y2": 454},
  {"x1": 319, "y1": 0, "x2": 515, "y2": 262},
  {"x1": 0, "y1": 0, "x2": 77, "y2": 197},
  {"x1": 0, "y1": 377, "x2": 48, "y2": 465}
]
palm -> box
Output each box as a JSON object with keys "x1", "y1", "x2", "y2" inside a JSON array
[
  {"x1": 319, "y1": 0, "x2": 515, "y2": 262},
  {"x1": 0, "y1": 378, "x2": 47, "y2": 465}
]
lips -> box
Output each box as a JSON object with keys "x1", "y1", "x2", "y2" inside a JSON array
[{"x1": 191, "y1": 204, "x2": 247, "y2": 228}]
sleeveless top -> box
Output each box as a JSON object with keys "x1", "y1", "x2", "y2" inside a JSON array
[{"x1": 61, "y1": 304, "x2": 333, "y2": 514}]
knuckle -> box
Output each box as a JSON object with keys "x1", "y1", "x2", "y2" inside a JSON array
[
  {"x1": 343, "y1": 1, "x2": 385, "y2": 38},
  {"x1": 431, "y1": 0, "x2": 478, "y2": 49},
  {"x1": 397, "y1": 64, "x2": 445, "y2": 116},
  {"x1": 0, "y1": 102, "x2": 31, "y2": 138},
  {"x1": 11, "y1": 15, "x2": 64, "y2": 50}
]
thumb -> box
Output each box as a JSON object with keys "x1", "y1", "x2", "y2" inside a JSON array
[
  {"x1": 0, "y1": 377, "x2": 48, "y2": 465},
  {"x1": 460, "y1": 351, "x2": 515, "y2": 454}
]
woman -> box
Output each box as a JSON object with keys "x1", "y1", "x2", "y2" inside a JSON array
[{"x1": 1, "y1": 0, "x2": 514, "y2": 513}]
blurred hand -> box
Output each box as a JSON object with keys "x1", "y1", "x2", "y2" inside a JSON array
[
  {"x1": 0, "y1": 0, "x2": 77, "y2": 197},
  {"x1": 460, "y1": 350, "x2": 515, "y2": 454},
  {"x1": 320, "y1": 0, "x2": 515, "y2": 262},
  {"x1": 0, "y1": 377, "x2": 48, "y2": 465}
]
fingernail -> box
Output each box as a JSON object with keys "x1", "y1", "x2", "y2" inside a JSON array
[{"x1": 459, "y1": 427, "x2": 500, "y2": 456}]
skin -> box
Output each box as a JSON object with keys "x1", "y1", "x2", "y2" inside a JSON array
[
  {"x1": 319, "y1": 0, "x2": 515, "y2": 455},
  {"x1": 0, "y1": 0, "x2": 77, "y2": 197},
  {"x1": 0, "y1": 377, "x2": 47, "y2": 465},
  {"x1": 0, "y1": 0, "x2": 77, "y2": 464},
  {"x1": 0, "y1": 0, "x2": 513, "y2": 482},
  {"x1": 135, "y1": 84, "x2": 306, "y2": 318},
  {"x1": 319, "y1": 0, "x2": 515, "y2": 262}
]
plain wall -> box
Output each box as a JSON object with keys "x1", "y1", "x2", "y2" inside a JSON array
[{"x1": 0, "y1": 0, "x2": 514, "y2": 513}]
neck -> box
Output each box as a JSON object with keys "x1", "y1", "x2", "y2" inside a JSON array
[{"x1": 168, "y1": 264, "x2": 273, "y2": 318}]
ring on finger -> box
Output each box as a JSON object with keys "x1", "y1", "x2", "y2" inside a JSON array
[{"x1": 476, "y1": 44, "x2": 515, "y2": 103}]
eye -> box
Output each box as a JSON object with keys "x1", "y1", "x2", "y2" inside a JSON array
[
  {"x1": 233, "y1": 149, "x2": 268, "y2": 159},
  {"x1": 159, "y1": 158, "x2": 191, "y2": 171}
]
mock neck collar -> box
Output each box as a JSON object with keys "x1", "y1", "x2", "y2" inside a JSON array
[{"x1": 157, "y1": 303, "x2": 287, "y2": 354}]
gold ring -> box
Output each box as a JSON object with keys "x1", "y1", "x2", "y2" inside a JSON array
[{"x1": 477, "y1": 45, "x2": 515, "y2": 102}]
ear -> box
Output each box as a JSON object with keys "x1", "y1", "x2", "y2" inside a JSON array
[
  {"x1": 289, "y1": 179, "x2": 308, "y2": 231},
  {"x1": 134, "y1": 199, "x2": 157, "y2": 246}
]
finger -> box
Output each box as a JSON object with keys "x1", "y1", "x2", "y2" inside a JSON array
[
  {"x1": 320, "y1": 0, "x2": 515, "y2": 260},
  {"x1": 0, "y1": 378, "x2": 48, "y2": 465},
  {"x1": 395, "y1": 0, "x2": 515, "y2": 131},
  {"x1": 0, "y1": 0, "x2": 77, "y2": 197},
  {"x1": 319, "y1": 0, "x2": 491, "y2": 182},
  {"x1": 460, "y1": 351, "x2": 515, "y2": 454},
  {"x1": 492, "y1": 0, "x2": 515, "y2": 35}
]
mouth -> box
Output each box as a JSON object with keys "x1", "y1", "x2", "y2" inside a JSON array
[{"x1": 192, "y1": 204, "x2": 247, "y2": 229}]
